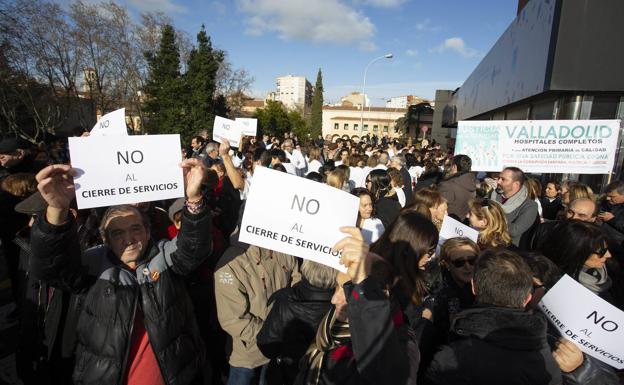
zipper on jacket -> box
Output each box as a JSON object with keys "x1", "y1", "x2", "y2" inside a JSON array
[{"x1": 119, "y1": 283, "x2": 139, "y2": 385}]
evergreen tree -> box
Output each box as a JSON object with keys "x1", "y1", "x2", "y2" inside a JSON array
[
  {"x1": 186, "y1": 24, "x2": 223, "y2": 138},
  {"x1": 255, "y1": 100, "x2": 291, "y2": 136},
  {"x1": 143, "y1": 25, "x2": 187, "y2": 139},
  {"x1": 310, "y1": 68, "x2": 323, "y2": 138}
]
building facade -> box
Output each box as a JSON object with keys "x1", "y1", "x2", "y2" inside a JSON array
[
  {"x1": 322, "y1": 105, "x2": 407, "y2": 141},
  {"x1": 268, "y1": 75, "x2": 312, "y2": 114},
  {"x1": 386, "y1": 95, "x2": 430, "y2": 109},
  {"x1": 433, "y1": 0, "x2": 624, "y2": 188}
]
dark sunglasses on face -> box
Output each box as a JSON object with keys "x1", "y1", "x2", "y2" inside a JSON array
[
  {"x1": 594, "y1": 247, "x2": 609, "y2": 258},
  {"x1": 450, "y1": 256, "x2": 477, "y2": 268}
]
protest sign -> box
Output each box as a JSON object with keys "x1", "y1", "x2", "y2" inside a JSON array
[
  {"x1": 239, "y1": 166, "x2": 359, "y2": 272},
  {"x1": 435, "y1": 215, "x2": 479, "y2": 256},
  {"x1": 213, "y1": 116, "x2": 243, "y2": 147},
  {"x1": 68, "y1": 134, "x2": 185, "y2": 209},
  {"x1": 455, "y1": 120, "x2": 621, "y2": 174},
  {"x1": 90, "y1": 108, "x2": 128, "y2": 136},
  {"x1": 439, "y1": 215, "x2": 479, "y2": 243},
  {"x1": 539, "y1": 274, "x2": 624, "y2": 369},
  {"x1": 235, "y1": 118, "x2": 258, "y2": 137}
]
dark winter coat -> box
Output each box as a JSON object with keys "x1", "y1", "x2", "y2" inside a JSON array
[
  {"x1": 438, "y1": 172, "x2": 476, "y2": 220},
  {"x1": 424, "y1": 306, "x2": 562, "y2": 385},
  {"x1": 29, "y1": 208, "x2": 212, "y2": 385},
  {"x1": 257, "y1": 279, "x2": 334, "y2": 385},
  {"x1": 540, "y1": 196, "x2": 563, "y2": 221},
  {"x1": 400, "y1": 167, "x2": 414, "y2": 205},
  {"x1": 603, "y1": 203, "x2": 624, "y2": 242},
  {"x1": 295, "y1": 277, "x2": 420, "y2": 385}
]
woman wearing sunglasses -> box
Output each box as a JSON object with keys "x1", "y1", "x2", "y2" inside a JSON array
[
  {"x1": 467, "y1": 198, "x2": 513, "y2": 250},
  {"x1": 540, "y1": 221, "x2": 622, "y2": 309}
]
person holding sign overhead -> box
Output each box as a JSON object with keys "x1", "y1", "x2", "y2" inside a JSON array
[{"x1": 29, "y1": 159, "x2": 212, "y2": 385}]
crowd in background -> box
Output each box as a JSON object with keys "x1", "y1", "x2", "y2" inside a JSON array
[{"x1": 1, "y1": 130, "x2": 623, "y2": 385}]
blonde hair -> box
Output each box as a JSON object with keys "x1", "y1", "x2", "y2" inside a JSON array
[
  {"x1": 326, "y1": 170, "x2": 346, "y2": 189},
  {"x1": 568, "y1": 183, "x2": 594, "y2": 202},
  {"x1": 301, "y1": 260, "x2": 337, "y2": 289},
  {"x1": 468, "y1": 199, "x2": 511, "y2": 248},
  {"x1": 525, "y1": 178, "x2": 542, "y2": 200},
  {"x1": 412, "y1": 188, "x2": 445, "y2": 210}
]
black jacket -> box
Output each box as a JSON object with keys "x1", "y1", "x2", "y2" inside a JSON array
[
  {"x1": 541, "y1": 196, "x2": 563, "y2": 221},
  {"x1": 295, "y1": 277, "x2": 419, "y2": 385},
  {"x1": 374, "y1": 195, "x2": 401, "y2": 229},
  {"x1": 437, "y1": 172, "x2": 476, "y2": 220},
  {"x1": 424, "y1": 306, "x2": 562, "y2": 385},
  {"x1": 257, "y1": 279, "x2": 334, "y2": 385},
  {"x1": 30, "y1": 208, "x2": 212, "y2": 385}
]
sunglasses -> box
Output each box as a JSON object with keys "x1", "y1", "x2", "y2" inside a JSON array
[
  {"x1": 450, "y1": 256, "x2": 477, "y2": 268},
  {"x1": 594, "y1": 247, "x2": 609, "y2": 258}
]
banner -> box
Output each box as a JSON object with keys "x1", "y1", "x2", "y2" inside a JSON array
[
  {"x1": 239, "y1": 166, "x2": 359, "y2": 272},
  {"x1": 455, "y1": 120, "x2": 621, "y2": 174},
  {"x1": 68, "y1": 134, "x2": 185, "y2": 209},
  {"x1": 90, "y1": 108, "x2": 128, "y2": 136},
  {"x1": 539, "y1": 275, "x2": 624, "y2": 369}
]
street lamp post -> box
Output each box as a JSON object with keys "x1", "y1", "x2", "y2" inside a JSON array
[{"x1": 360, "y1": 53, "x2": 393, "y2": 135}]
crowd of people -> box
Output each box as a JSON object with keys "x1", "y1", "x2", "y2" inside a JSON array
[{"x1": 0, "y1": 131, "x2": 623, "y2": 385}]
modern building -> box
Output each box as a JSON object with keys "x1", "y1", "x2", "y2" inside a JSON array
[
  {"x1": 268, "y1": 75, "x2": 312, "y2": 114},
  {"x1": 432, "y1": 0, "x2": 624, "y2": 188},
  {"x1": 322, "y1": 105, "x2": 407, "y2": 141}
]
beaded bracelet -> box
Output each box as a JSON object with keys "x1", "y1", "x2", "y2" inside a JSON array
[{"x1": 185, "y1": 197, "x2": 205, "y2": 214}]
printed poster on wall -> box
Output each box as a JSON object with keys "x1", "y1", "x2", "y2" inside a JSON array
[{"x1": 455, "y1": 120, "x2": 621, "y2": 174}]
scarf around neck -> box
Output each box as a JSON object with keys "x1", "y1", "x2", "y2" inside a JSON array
[{"x1": 499, "y1": 185, "x2": 529, "y2": 214}]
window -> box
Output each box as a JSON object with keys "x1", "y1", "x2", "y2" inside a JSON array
[
  {"x1": 354, "y1": 124, "x2": 359, "y2": 130},
  {"x1": 591, "y1": 96, "x2": 620, "y2": 119},
  {"x1": 363, "y1": 124, "x2": 369, "y2": 131},
  {"x1": 373, "y1": 125, "x2": 378, "y2": 132},
  {"x1": 344, "y1": 123, "x2": 349, "y2": 130},
  {"x1": 383, "y1": 125, "x2": 389, "y2": 132},
  {"x1": 334, "y1": 123, "x2": 339, "y2": 130}
]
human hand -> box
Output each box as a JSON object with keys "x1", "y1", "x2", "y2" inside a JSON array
[
  {"x1": 598, "y1": 211, "x2": 615, "y2": 222},
  {"x1": 219, "y1": 138, "x2": 231, "y2": 158},
  {"x1": 333, "y1": 226, "x2": 369, "y2": 284},
  {"x1": 552, "y1": 338, "x2": 583, "y2": 373},
  {"x1": 36, "y1": 164, "x2": 77, "y2": 225},
  {"x1": 180, "y1": 158, "x2": 206, "y2": 201}
]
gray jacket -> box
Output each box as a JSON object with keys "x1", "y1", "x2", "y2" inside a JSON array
[{"x1": 492, "y1": 185, "x2": 538, "y2": 246}]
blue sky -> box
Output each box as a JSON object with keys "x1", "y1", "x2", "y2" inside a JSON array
[{"x1": 119, "y1": 0, "x2": 518, "y2": 105}]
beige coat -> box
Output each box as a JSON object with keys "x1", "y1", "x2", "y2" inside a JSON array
[{"x1": 215, "y1": 242, "x2": 299, "y2": 368}]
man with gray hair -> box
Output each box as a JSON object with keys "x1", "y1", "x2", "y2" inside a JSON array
[
  {"x1": 282, "y1": 139, "x2": 307, "y2": 176},
  {"x1": 203, "y1": 142, "x2": 220, "y2": 167}
]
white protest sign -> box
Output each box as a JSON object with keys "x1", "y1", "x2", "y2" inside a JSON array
[
  {"x1": 90, "y1": 108, "x2": 128, "y2": 136},
  {"x1": 437, "y1": 216, "x2": 479, "y2": 255},
  {"x1": 213, "y1": 116, "x2": 243, "y2": 147},
  {"x1": 68, "y1": 134, "x2": 185, "y2": 209},
  {"x1": 235, "y1": 118, "x2": 258, "y2": 137},
  {"x1": 539, "y1": 274, "x2": 624, "y2": 369},
  {"x1": 239, "y1": 166, "x2": 359, "y2": 272}
]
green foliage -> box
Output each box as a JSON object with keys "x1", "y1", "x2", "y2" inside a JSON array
[
  {"x1": 310, "y1": 68, "x2": 323, "y2": 138},
  {"x1": 255, "y1": 100, "x2": 291, "y2": 136},
  {"x1": 288, "y1": 110, "x2": 308, "y2": 141},
  {"x1": 185, "y1": 24, "x2": 223, "y2": 138},
  {"x1": 143, "y1": 25, "x2": 188, "y2": 140}
]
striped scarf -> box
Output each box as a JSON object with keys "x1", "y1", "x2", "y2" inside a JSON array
[{"x1": 298, "y1": 307, "x2": 351, "y2": 385}]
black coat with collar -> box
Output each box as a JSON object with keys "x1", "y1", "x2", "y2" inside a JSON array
[
  {"x1": 29, "y1": 208, "x2": 212, "y2": 385},
  {"x1": 424, "y1": 306, "x2": 562, "y2": 385},
  {"x1": 257, "y1": 278, "x2": 334, "y2": 385}
]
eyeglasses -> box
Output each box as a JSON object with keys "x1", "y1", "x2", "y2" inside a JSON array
[
  {"x1": 450, "y1": 256, "x2": 477, "y2": 268},
  {"x1": 426, "y1": 244, "x2": 437, "y2": 256}
]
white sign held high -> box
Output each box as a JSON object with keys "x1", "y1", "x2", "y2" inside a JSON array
[
  {"x1": 239, "y1": 166, "x2": 359, "y2": 272},
  {"x1": 213, "y1": 116, "x2": 243, "y2": 147},
  {"x1": 68, "y1": 134, "x2": 185, "y2": 209},
  {"x1": 90, "y1": 108, "x2": 128, "y2": 136},
  {"x1": 539, "y1": 275, "x2": 624, "y2": 369},
  {"x1": 235, "y1": 118, "x2": 258, "y2": 137},
  {"x1": 439, "y1": 215, "x2": 479, "y2": 243}
]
